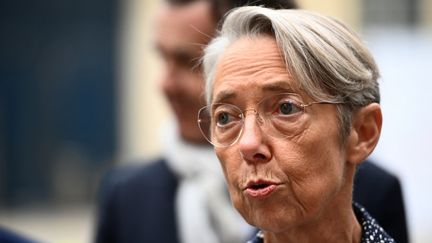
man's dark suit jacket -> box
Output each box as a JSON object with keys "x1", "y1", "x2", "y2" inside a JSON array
[
  {"x1": 0, "y1": 227, "x2": 36, "y2": 243},
  {"x1": 95, "y1": 159, "x2": 409, "y2": 243}
]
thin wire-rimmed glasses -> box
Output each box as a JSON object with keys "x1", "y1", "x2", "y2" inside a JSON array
[{"x1": 197, "y1": 93, "x2": 343, "y2": 147}]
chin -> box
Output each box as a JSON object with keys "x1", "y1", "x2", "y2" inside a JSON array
[
  {"x1": 238, "y1": 200, "x2": 302, "y2": 233},
  {"x1": 252, "y1": 214, "x2": 297, "y2": 234}
]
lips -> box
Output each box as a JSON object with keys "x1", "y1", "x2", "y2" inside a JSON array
[{"x1": 244, "y1": 180, "x2": 280, "y2": 198}]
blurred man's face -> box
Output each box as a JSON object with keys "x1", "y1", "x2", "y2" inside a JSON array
[{"x1": 155, "y1": 1, "x2": 215, "y2": 143}]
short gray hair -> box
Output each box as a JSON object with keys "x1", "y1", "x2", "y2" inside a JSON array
[{"x1": 202, "y1": 7, "x2": 380, "y2": 141}]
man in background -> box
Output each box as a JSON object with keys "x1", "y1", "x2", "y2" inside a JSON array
[{"x1": 94, "y1": 0, "x2": 408, "y2": 243}]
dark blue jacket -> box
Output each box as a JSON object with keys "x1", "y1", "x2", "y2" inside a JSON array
[
  {"x1": 0, "y1": 227, "x2": 37, "y2": 243},
  {"x1": 95, "y1": 159, "x2": 179, "y2": 243}
]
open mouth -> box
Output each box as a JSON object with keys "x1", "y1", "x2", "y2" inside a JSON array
[
  {"x1": 244, "y1": 180, "x2": 279, "y2": 198},
  {"x1": 249, "y1": 183, "x2": 271, "y2": 190}
]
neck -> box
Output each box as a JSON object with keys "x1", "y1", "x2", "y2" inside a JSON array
[{"x1": 263, "y1": 165, "x2": 361, "y2": 243}]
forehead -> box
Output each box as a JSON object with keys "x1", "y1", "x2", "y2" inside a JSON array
[
  {"x1": 154, "y1": 1, "x2": 215, "y2": 56},
  {"x1": 213, "y1": 36, "x2": 300, "y2": 103}
]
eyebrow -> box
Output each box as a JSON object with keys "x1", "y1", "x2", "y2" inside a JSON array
[
  {"x1": 213, "y1": 81, "x2": 295, "y2": 104},
  {"x1": 154, "y1": 43, "x2": 200, "y2": 58},
  {"x1": 213, "y1": 90, "x2": 236, "y2": 104},
  {"x1": 262, "y1": 81, "x2": 295, "y2": 92}
]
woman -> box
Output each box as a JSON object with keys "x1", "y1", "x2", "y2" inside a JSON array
[{"x1": 198, "y1": 6, "x2": 395, "y2": 243}]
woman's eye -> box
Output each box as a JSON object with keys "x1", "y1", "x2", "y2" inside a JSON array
[
  {"x1": 279, "y1": 102, "x2": 302, "y2": 115},
  {"x1": 217, "y1": 112, "x2": 231, "y2": 125}
]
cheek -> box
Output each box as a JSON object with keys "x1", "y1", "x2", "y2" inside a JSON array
[
  {"x1": 276, "y1": 126, "x2": 346, "y2": 210},
  {"x1": 184, "y1": 73, "x2": 205, "y2": 97},
  {"x1": 215, "y1": 148, "x2": 244, "y2": 200},
  {"x1": 215, "y1": 148, "x2": 240, "y2": 186}
]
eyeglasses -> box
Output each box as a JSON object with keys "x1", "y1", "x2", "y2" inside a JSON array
[{"x1": 197, "y1": 93, "x2": 343, "y2": 147}]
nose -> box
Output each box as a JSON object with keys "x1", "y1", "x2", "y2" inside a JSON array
[
  {"x1": 158, "y1": 62, "x2": 179, "y2": 95},
  {"x1": 237, "y1": 113, "x2": 271, "y2": 164}
]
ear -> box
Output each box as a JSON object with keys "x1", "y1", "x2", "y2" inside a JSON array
[{"x1": 346, "y1": 103, "x2": 382, "y2": 165}]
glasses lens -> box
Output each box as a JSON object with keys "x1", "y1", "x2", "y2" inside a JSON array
[
  {"x1": 198, "y1": 104, "x2": 243, "y2": 147},
  {"x1": 257, "y1": 93, "x2": 306, "y2": 138}
]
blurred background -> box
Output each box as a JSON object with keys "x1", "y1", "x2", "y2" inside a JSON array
[{"x1": 0, "y1": 0, "x2": 431, "y2": 242}]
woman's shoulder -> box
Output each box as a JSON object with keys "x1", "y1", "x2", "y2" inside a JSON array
[{"x1": 353, "y1": 202, "x2": 396, "y2": 243}]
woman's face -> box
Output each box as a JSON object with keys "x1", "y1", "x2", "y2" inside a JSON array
[{"x1": 212, "y1": 36, "x2": 351, "y2": 232}]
